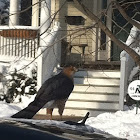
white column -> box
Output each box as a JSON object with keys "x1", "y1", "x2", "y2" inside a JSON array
[
  {"x1": 40, "y1": 0, "x2": 51, "y2": 42},
  {"x1": 37, "y1": 22, "x2": 60, "y2": 90},
  {"x1": 37, "y1": 0, "x2": 61, "y2": 89},
  {"x1": 32, "y1": 0, "x2": 39, "y2": 27},
  {"x1": 37, "y1": 0, "x2": 51, "y2": 89},
  {"x1": 9, "y1": 0, "x2": 19, "y2": 26}
]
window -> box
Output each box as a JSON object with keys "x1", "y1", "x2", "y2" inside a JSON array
[
  {"x1": 20, "y1": 0, "x2": 32, "y2": 26},
  {"x1": 67, "y1": 0, "x2": 73, "y2": 2},
  {"x1": 65, "y1": 16, "x2": 85, "y2": 25},
  {"x1": 67, "y1": 0, "x2": 81, "y2": 2}
]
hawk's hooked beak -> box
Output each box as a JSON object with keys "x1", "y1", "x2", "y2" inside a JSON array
[{"x1": 73, "y1": 67, "x2": 79, "y2": 72}]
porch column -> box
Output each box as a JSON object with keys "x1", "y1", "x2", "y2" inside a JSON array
[
  {"x1": 40, "y1": 0, "x2": 51, "y2": 41},
  {"x1": 32, "y1": 0, "x2": 39, "y2": 27},
  {"x1": 9, "y1": 0, "x2": 19, "y2": 26},
  {"x1": 37, "y1": 0, "x2": 51, "y2": 89},
  {"x1": 37, "y1": 0, "x2": 61, "y2": 89}
]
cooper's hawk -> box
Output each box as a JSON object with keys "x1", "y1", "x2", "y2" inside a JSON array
[{"x1": 11, "y1": 66, "x2": 77, "y2": 119}]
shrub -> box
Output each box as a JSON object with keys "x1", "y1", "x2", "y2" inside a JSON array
[{"x1": 1, "y1": 69, "x2": 37, "y2": 103}]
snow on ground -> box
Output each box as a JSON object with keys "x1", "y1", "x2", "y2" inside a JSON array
[
  {"x1": 8, "y1": 59, "x2": 37, "y2": 78},
  {"x1": 0, "y1": 95, "x2": 35, "y2": 117},
  {"x1": 86, "y1": 107, "x2": 140, "y2": 140},
  {"x1": 0, "y1": 101, "x2": 140, "y2": 140},
  {"x1": 0, "y1": 25, "x2": 140, "y2": 139}
]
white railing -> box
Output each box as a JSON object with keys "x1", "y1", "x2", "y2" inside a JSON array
[
  {"x1": 119, "y1": 51, "x2": 135, "y2": 110},
  {"x1": 0, "y1": 26, "x2": 39, "y2": 62},
  {"x1": 119, "y1": 25, "x2": 139, "y2": 110}
]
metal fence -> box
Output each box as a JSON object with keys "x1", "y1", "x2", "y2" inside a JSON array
[{"x1": 0, "y1": 26, "x2": 39, "y2": 61}]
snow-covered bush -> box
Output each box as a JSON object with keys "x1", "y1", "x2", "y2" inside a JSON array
[
  {"x1": 0, "y1": 59, "x2": 37, "y2": 103},
  {"x1": 4, "y1": 69, "x2": 37, "y2": 103}
]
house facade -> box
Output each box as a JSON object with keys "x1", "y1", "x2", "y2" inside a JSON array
[
  {"x1": 5, "y1": 0, "x2": 122, "y2": 65},
  {"x1": 52, "y1": 0, "x2": 118, "y2": 65},
  {"x1": 36, "y1": 0, "x2": 122, "y2": 116},
  {"x1": 1, "y1": 0, "x2": 138, "y2": 117}
]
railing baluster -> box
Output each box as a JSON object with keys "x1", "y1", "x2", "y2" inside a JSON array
[
  {"x1": 8, "y1": 30, "x2": 10, "y2": 56},
  {"x1": 33, "y1": 38, "x2": 35, "y2": 58},
  {"x1": 11, "y1": 30, "x2": 14, "y2": 56},
  {"x1": 3, "y1": 31, "x2": 6, "y2": 55},
  {"x1": 0, "y1": 27, "x2": 39, "y2": 61},
  {"x1": 2, "y1": 36, "x2": 4, "y2": 55},
  {"x1": 14, "y1": 30, "x2": 17, "y2": 56},
  {"x1": 0, "y1": 35, "x2": 1, "y2": 55},
  {"x1": 27, "y1": 30, "x2": 29, "y2": 58},
  {"x1": 20, "y1": 30, "x2": 23, "y2": 57}
]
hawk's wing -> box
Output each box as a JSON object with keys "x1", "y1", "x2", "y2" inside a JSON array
[
  {"x1": 35, "y1": 72, "x2": 74, "y2": 103},
  {"x1": 11, "y1": 72, "x2": 74, "y2": 119}
]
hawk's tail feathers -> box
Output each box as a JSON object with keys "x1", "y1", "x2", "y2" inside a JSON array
[{"x1": 11, "y1": 101, "x2": 41, "y2": 119}]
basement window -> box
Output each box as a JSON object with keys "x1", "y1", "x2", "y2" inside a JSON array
[
  {"x1": 65, "y1": 16, "x2": 85, "y2": 25},
  {"x1": 67, "y1": 0, "x2": 73, "y2": 1}
]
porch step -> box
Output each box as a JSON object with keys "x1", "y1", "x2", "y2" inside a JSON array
[
  {"x1": 66, "y1": 70, "x2": 120, "y2": 117},
  {"x1": 38, "y1": 69, "x2": 120, "y2": 117},
  {"x1": 65, "y1": 100, "x2": 119, "y2": 110},
  {"x1": 75, "y1": 70, "x2": 120, "y2": 78},
  {"x1": 74, "y1": 77, "x2": 120, "y2": 86},
  {"x1": 74, "y1": 85, "x2": 119, "y2": 93},
  {"x1": 68, "y1": 92, "x2": 119, "y2": 102}
]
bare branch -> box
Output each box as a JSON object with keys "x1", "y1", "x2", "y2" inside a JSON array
[
  {"x1": 73, "y1": 0, "x2": 140, "y2": 66},
  {"x1": 114, "y1": 0, "x2": 140, "y2": 30}
]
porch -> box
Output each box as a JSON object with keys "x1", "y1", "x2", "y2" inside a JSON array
[
  {"x1": 0, "y1": 0, "x2": 130, "y2": 118},
  {"x1": 0, "y1": 26, "x2": 39, "y2": 62},
  {"x1": 0, "y1": 26, "x2": 121, "y2": 118}
]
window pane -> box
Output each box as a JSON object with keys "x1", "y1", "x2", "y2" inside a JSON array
[{"x1": 65, "y1": 16, "x2": 85, "y2": 25}]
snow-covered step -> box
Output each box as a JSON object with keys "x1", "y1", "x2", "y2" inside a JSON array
[
  {"x1": 38, "y1": 69, "x2": 120, "y2": 117},
  {"x1": 67, "y1": 69, "x2": 120, "y2": 117},
  {"x1": 73, "y1": 85, "x2": 119, "y2": 93},
  {"x1": 74, "y1": 77, "x2": 120, "y2": 86},
  {"x1": 65, "y1": 100, "x2": 119, "y2": 110},
  {"x1": 75, "y1": 70, "x2": 120, "y2": 78},
  {"x1": 69, "y1": 92, "x2": 119, "y2": 102}
]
